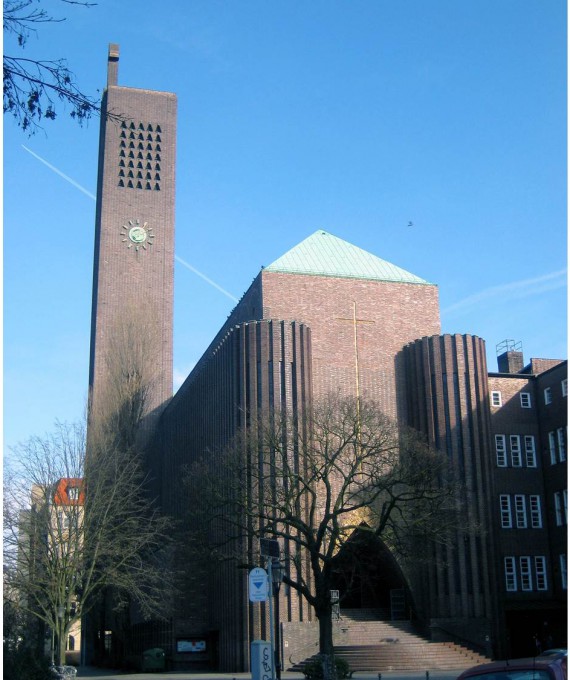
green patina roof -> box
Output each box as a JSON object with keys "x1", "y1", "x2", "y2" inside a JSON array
[{"x1": 264, "y1": 230, "x2": 431, "y2": 285}]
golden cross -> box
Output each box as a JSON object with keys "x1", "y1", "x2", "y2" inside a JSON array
[
  {"x1": 336, "y1": 302, "x2": 375, "y2": 461},
  {"x1": 336, "y1": 302, "x2": 375, "y2": 404}
]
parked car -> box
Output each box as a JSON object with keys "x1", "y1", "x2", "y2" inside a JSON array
[{"x1": 456, "y1": 652, "x2": 567, "y2": 680}]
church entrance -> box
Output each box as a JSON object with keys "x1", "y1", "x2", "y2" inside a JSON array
[{"x1": 330, "y1": 526, "x2": 411, "y2": 620}]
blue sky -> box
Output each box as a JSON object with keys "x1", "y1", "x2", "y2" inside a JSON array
[{"x1": 4, "y1": 0, "x2": 567, "y2": 453}]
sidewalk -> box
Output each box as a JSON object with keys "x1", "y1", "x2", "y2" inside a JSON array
[{"x1": 75, "y1": 668, "x2": 464, "y2": 680}]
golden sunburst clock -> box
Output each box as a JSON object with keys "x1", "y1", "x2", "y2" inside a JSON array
[{"x1": 120, "y1": 219, "x2": 155, "y2": 251}]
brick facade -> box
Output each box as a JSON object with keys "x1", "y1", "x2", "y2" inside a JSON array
[
  {"x1": 153, "y1": 320, "x2": 312, "y2": 671},
  {"x1": 261, "y1": 270, "x2": 441, "y2": 420},
  {"x1": 89, "y1": 44, "x2": 176, "y2": 429},
  {"x1": 487, "y1": 360, "x2": 567, "y2": 656},
  {"x1": 403, "y1": 335, "x2": 499, "y2": 649}
]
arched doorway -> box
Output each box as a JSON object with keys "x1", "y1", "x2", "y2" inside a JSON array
[{"x1": 330, "y1": 525, "x2": 413, "y2": 619}]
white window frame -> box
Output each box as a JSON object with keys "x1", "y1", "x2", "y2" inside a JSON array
[
  {"x1": 557, "y1": 428, "x2": 566, "y2": 462},
  {"x1": 529, "y1": 495, "x2": 542, "y2": 528},
  {"x1": 495, "y1": 435, "x2": 507, "y2": 467},
  {"x1": 535, "y1": 556, "x2": 547, "y2": 591},
  {"x1": 520, "y1": 392, "x2": 532, "y2": 408},
  {"x1": 562, "y1": 379, "x2": 568, "y2": 397},
  {"x1": 520, "y1": 556, "x2": 532, "y2": 591},
  {"x1": 510, "y1": 435, "x2": 522, "y2": 467},
  {"x1": 67, "y1": 487, "x2": 80, "y2": 501},
  {"x1": 560, "y1": 554, "x2": 567, "y2": 590},
  {"x1": 500, "y1": 494, "x2": 513, "y2": 528},
  {"x1": 549, "y1": 431, "x2": 557, "y2": 464},
  {"x1": 524, "y1": 435, "x2": 537, "y2": 467},
  {"x1": 505, "y1": 556, "x2": 517, "y2": 591},
  {"x1": 491, "y1": 391, "x2": 502, "y2": 407},
  {"x1": 514, "y1": 494, "x2": 527, "y2": 528},
  {"x1": 544, "y1": 387, "x2": 552, "y2": 405},
  {"x1": 555, "y1": 492, "x2": 564, "y2": 526}
]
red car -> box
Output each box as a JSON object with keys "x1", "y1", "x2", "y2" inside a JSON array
[{"x1": 456, "y1": 651, "x2": 567, "y2": 680}]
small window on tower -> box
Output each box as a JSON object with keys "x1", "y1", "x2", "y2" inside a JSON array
[{"x1": 491, "y1": 391, "x2": 502, "y2": 407}]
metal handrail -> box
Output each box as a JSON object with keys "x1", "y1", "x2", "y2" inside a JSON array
[{"x1": 288, "y1": 640, "x2": 319, "y2": 667}]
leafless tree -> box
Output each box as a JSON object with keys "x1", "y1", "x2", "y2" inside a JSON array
[
  {"x1": 4, "y1": 309, "x2": 172, "y2": 666},
  {"x1": 184, "y1": 395, "x2": 468, "y2": 680}
]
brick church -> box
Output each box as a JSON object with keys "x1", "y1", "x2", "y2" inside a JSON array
[{"x1": 87, "y1": 46, "x2": 567, "y2": 671}]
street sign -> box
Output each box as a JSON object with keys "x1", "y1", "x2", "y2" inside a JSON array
[
  {"x1": 260, "y1": 538, "x2": 280, "y2": 558},
  {"x1": 249, "y1": 567, "x2": 269, "y2": 602}
]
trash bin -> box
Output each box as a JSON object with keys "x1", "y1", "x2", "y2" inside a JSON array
[{"x1": 142, "y1": 648, "x2": 166, "y2": 672}]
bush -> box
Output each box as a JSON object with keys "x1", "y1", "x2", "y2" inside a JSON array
[
  {"x1": 303, "y1": 654, "x2": 351, "y2": 679},
  {"x1": 3, "y1": 643, "x2": 51, "y2": 680}
]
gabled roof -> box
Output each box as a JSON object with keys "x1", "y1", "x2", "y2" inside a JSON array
[{"x1": 264, "y1": 230, "x2": 431, "y2": 285}]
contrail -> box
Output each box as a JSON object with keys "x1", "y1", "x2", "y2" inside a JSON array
[
  {"x1": 442, "y1": 269, "x2": 567, "y2": 316},
  {"x1": 22, "y1": 145, "x2": 97, "y2": 200},
  {"x1": 175, "y1": 255, "x2": 239, "y2": 302},
  {"x1": 22, "y1": 145, "x2": 239, "y2": 302}
]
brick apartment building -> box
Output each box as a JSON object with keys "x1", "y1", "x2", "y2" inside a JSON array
[{"x1": 86, "y1": 46, "x2": 566, "y2": 671}]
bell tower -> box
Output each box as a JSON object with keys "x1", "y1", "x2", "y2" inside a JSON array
[{"x1": 88, "y1": 44, "x2": 177, "y2": 428}]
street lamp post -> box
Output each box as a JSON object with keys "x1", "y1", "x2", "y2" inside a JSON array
[
  {"x1": 55, "y1": 605, "x2": 65, "y2": 666},
  {"x1": 271, "y1": 560, "x2": 285, "y2": 680}
]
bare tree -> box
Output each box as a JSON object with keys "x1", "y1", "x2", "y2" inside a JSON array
[
  {"x1": 184, "y1": 395, "x2": 467, "y2": 679},
  {"x1": 3, "y1": 418, "x2": 171, "y2": 666},
  {"x1": 3, "y1": 0, "x2": 101, "y2": 133},
  {"x1": 4, "y1": 309, "x2": 172, "y2": 666}
]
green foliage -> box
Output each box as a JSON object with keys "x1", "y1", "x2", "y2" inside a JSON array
[{"x1": 303, "y1": 655, "x2": 351, "y2": 680}]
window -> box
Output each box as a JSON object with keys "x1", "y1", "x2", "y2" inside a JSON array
[
  {"x1": 561, "y1": 554, "x2": 567, "y2": 590},
  {"x1": 491, "y1": 391, "x2": 502, "y2": 407},
  {"x1": 549, "y1": 431, "x2": 557, "y2": 465},
  {"x1": 554, "y1": 491, "x2": 567, "y2": 526},
  {"x1": 544, "y1": 387, "x2": 552, "y2": 405},
  {"x1": 496, "y1": 435, "x2": 507, "y2": 467},
  {"x1": 500, "y1": 495, "x2": 512, "y2": 528},
  {"x1": 524, "y1": 436, "x2": 537, "y2": 467},
  {"x1": 520, "y1": 392, "x2": 532, "y2": 408},
  {"x1": 529, "y1": 496, "x2": 542, "y2": 528},
  {"x1": 535, "y1": 556, "x2": 547, "y2": 591},
  {"x1": 67, "y1": 486, "x2": 80, "y2": 501},
  {"x1": 562, "y1": 379, "x2": 568, "y2": 397},
  {"x1": 520, "y1": 556, "x2": 532, "y2": 591},
  {"x1": 557, "y1": 428, "x2": 566, "y2": 462},
  {"x1": 514, "y1": 495, "x2": 527, "y2": 528},
  {"x1": 555, "y1": 492, "x2": 563, "y2": 525},
  {"x1": 505, "y1": 557, "x2": 517, "y2": 591},
  {"x1": 504, "y1": 555, "x2": 548, "y2": 592},
  {"x1": 501, "y1": 495, "x2": 543, "y2": 529},
  {"x1": 510, "y1": 435, "x2": 522, "y2": 467}
]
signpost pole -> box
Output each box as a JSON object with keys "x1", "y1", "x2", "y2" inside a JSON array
[{"x1": 266, "y1": 558, "x2": 276, "y2": 680}]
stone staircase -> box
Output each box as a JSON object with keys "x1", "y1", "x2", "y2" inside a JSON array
[{"x1": 289, "y1": 609, "x2": 490, "y2": 672}]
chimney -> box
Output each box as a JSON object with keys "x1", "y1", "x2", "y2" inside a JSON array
[{"x1": 496, "y1": 340, "x2": 524, "y2": 374}]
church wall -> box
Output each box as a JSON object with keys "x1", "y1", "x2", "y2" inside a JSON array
[
  {"x1": 151, "y1": 319, "x2": 312, "y2": 671},
  {"x1": 259, "y1": 271, "x2": 440, "y2": 421},
  {"x1": 403, "y1": 334, "x2": 498, "y2": 651}
]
